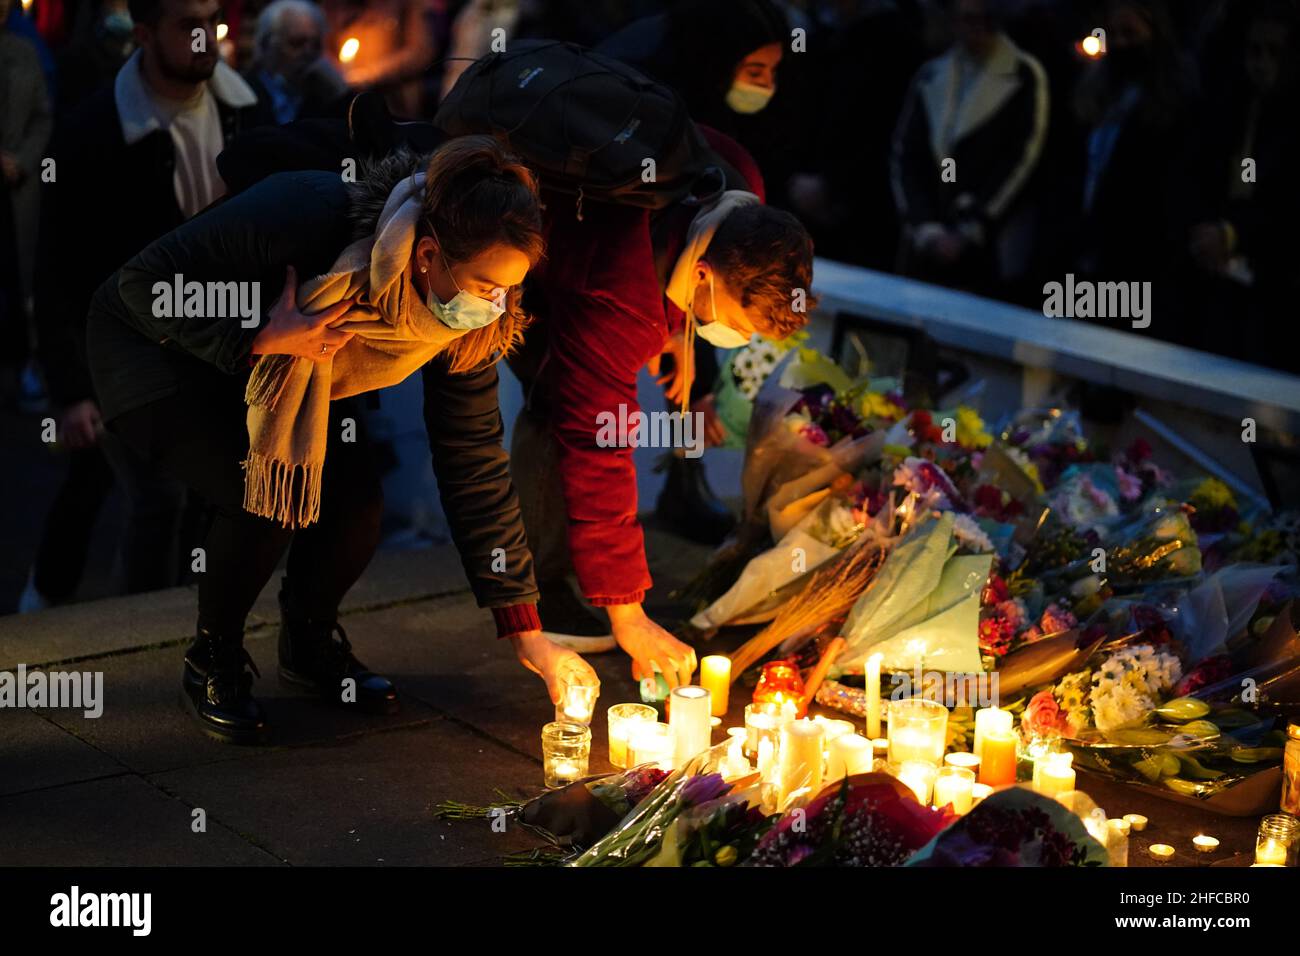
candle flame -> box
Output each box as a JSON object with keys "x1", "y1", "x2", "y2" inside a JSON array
[
  {"x1": 339, "y1": 37, "x2": 360, "y2": 63},
  {"x1": 216, "y1": 23, "x2": 229, "y2": 42},
  {"x1": 1081, "y1": 35, "x2": 1102, "y2": 57}
]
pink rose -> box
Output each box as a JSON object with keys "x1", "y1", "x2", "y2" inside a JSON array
[{"x1": 1022, "y1": 690, "x2": 1069, "y2": 739}]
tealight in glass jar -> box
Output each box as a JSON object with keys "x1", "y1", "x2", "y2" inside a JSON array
[
  {"x1": 1254, "y1": 813, "x2": 1299, "y2": 867},
  {"x1": 541, "y1": 721, "x2": 591, "y2": 789}
]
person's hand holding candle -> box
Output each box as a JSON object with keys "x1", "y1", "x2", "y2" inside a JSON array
[{"x1": 510, "y1": 631, "x2": 600, "y2": 705}]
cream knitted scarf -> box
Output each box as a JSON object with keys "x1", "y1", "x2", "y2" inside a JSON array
[{"x1": 243, "y1": 172, "x2": 465, "y2": 527}]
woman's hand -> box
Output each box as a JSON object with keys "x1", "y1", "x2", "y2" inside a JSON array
[
  {"x1": 250, "y1": 265, "x2": 357, "y2": 361},
  {"x1": 510, "y1": 630, "x2": 600, "y2": 705},
  {"x1": 607, "y1": 603, "x2": 697, "y2": 689}
]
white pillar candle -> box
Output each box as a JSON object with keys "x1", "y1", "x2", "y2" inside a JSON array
[
  {"x1": 865, "y1": 653, "x2": 883, "y2": 739},
  {"x1": 777, "y1": 719, "x2": 825, "y2": 810},
  {"x1": 1106, "y1": 819, "x2": 1130, "y2": 868},
  {"x1": 670, "y1": 686, "x2": 713, "y2": 769},
  {"x1": 700, "y1": 656, "x2": 731, "y2": 717},
  {"x1": 933, "y1": 767, "x2": 976, "y2": 814},
  {"x1": 971, "y1": 782, "x2": 993, "y2": 806},
  {"x1": 973, "y1": 707, "x2": 1012, "y2": 763},
  {"x1": 826, "y1": 733, "x2": 873, "y2": 779}
]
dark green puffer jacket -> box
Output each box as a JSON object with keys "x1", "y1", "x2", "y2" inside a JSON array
[{"x1": 85, "y1": 166, "x2": 539, "y2": 615}]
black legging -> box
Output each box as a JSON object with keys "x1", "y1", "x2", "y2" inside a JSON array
[{"x1": 109, "y1": 371, "x2": 383, "y2": 638}]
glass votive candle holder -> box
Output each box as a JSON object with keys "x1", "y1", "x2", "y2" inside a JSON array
[
  {"x1": 541, "y1": 721, "x2": 591, "y2": 789},
  {"x1": 888, "y1": 697, "x2": 948, "y2": 768},
  {"x1": 933, "y1": 766, "x2": 976, "y2": 814},
  {"x1": 556, "y1": 681, "x2": 599, "y2": 724},
  {"x1": 896, "y1": 760, "x2": 939, "y2": 805},
  {"x1": 744, "y1": 702, "x2": 781, "y2": 758},
  {"x1": 606, "y1": 703, "x2": 657, "y2": 769},
  {"x1": 1255, "y1": 814, "x2": 1300, "y2": 866},
  {"x1": 627, "y1": 721, "x2": 675, "y2": 771}
]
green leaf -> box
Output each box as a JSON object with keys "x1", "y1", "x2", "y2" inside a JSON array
[{"x1": 1153, "y1": 697, "x2": 1211, "y2": 722}]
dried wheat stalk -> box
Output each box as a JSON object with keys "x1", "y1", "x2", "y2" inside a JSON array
[{"x1": 728, "y1": 538, "x2": 887, "y2": 681}]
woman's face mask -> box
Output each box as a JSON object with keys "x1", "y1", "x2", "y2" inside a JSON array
[
  {"x1": 695, "y1": 272, "x2": 752, "y2": 348},
  {"x1": 425, "y1": 242, "x2": 506, "y2": 331},
  {"x1": 725, "y1": 80, "x2": 775, "y2": 114}
]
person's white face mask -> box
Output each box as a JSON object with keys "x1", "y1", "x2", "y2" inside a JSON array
[
  {"x1": 725, "y1": 80, "x2": 775, "y2": 114},
  {"x1": 694, "y1": 271, "x2": 752, "y2": 348}
]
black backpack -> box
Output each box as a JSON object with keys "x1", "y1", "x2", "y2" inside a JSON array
[{"x1": 434, "y1": 39, "x2": 723, "y2": 218}]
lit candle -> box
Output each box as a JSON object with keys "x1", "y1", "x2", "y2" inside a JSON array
[
  {"x1": 541, "y1": 721, "x2": 591, "y2": 789},
  {"x1": 777, "y1": 719, "x2": 825, "y2": 810},
  {"x1": 670, "y1": 686, "x2": 713, "y2": 769},
  {"x1": 813, "y1": 716, "x2": 855, "y2": 742},
  {"x1": 606, "y1": 703, "x2": 657, "y2": 769},
  {"x1": 887, "y1": 697, "x2": 948, "y2": 767},
  {"x1": 971, "y1": 783, "x2": 993, "y2": 805},
  {"x1": 627, "y1": 722, "x2": 674, "y2": 771},
  {"x1": 1123, "y1": 814, "x2": 1148, "y2": 832},
  {"x1": 978, "y1": 729, "x2": 1018, "y2": 787},
  {"x1": 1035, "y1": 753, "x2": 1076, "y2": 798},
  {"x1": 865, "y1": 653, "x2": 882, "y2": 739},
  {"x1": 339, "y1": 37, "x2": 360, "y2": 64},
  {"x1": 1255, "y1": 839, "x2": 1287, "y2": 866},
  {"x1": 1106, "y1": 819, "x2": 1130, "y2": 868},
  {"x1": 933, "y1": 766, "x2": 975, "y2": 814},
  {"x1": 896, "y1": 761, "x2": 938, "y2": 805},
  {"x1": 557, "y1": 681, "x2": 599, "y2": 724},
  {"x1": 744, "y1": 703, "x2": 780, "y2": 756},
  {"x1": 1193, "y1": 835, "x2": 1220, "y2": 855},
  {"x1": 700, "y1": 656, "x2": 731, "y2": 717},
  {"x1": 973, "y1": 707, "x2": 1012, "y2": 763},
  {"x1": 945, "y1": 751, "x2": 981, "y2": 775},
  {"x1": 718, "y1": 734, "x2": 751, "y2": 781},
  {"x1": 1148, "y1": 843, "x2": 1175, "y2": 862},
  {"x1": 827, "y1": 733, "x2": 873, "y2": 779}
]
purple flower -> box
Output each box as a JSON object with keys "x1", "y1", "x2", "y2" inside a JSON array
[{"x1": 681, "y1": 773, "x2": 730, "y2": 806}]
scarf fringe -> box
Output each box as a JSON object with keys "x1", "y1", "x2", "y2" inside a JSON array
[
  {"x1": 245, "y1": 355, "x2": 295, "y2": 409},
  {"x1": 242, "y1": 451, "x2": 324, "y2": 528}
]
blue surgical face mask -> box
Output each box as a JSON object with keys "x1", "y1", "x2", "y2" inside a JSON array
[
  {"x1": 425, "y1": 240, "x2": 506, "y2": 331},
  {"x1": 694, "y1": 272, "x2": 752, "y2": 348},
  {"x1": 725, "y1": 80, "x2": 775, "y2": 114}
]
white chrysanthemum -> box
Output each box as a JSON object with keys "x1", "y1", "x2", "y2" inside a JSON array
[{"x1": 952, "y1": 513, "x2": 995, "y2": 553}]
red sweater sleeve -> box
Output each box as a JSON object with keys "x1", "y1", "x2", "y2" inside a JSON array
[{"x1": 539, "y1": 203, "x2": 665, "y2": 605}]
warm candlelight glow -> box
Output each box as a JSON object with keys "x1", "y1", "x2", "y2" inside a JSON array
[
  {"x1": 865, "y1": 653, "x2": 882, "y2": 739},
  {"x1": 669, "y1": 686, "x2": 712, "y2": 769},
  {"x1": 827, "y1": 733, "x2": 873, "y2": 779},
  {"x1": 973, "y1": 707, "x2": 1012, "y2": 763},
  {"x1": 216, "y1": 22, "x2": 229, "y2": 41},
  {"x1": 606, "y1": 703, "x2": 656, "y2": 769},
  {"x1": 933, "y1": 766, "x2": 975, "y2": 814},
  {"x1": 700, "y1": 656, "x2": 731, "y2": 717},
  {"x1": 1123, "y1": 813, "x2": 1148, "y2": 832},
  {"x1": 1148, "y1": 843, "x2": 1175, "y2": 861},
  {"x1": 777, "y1": 719, "x2": 824, "y2": 810},
  {"x1": 627, "y1": 722, "x2": 674, "y2": 770},
  {"x1": 896, "y1": 761, "x2": 937, "y2": 805},
  {"x1": 1081, "y1": 34, "x2": 1102, "y2": 56},
  {"x1": 339, "y1": 37, "x2": 360, "y2": 63},
  {"x1": 978, "y1": 729, "x2": 1017, "y2": 787},
  {"x1": 887, "y1": 697, "x2": 948, "y2": 767},
  {"x1": 1193, "y1": 834, "x2": 1220, "y2": 854}
]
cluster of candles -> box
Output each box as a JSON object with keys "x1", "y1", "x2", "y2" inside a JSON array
[{"x1": 543, "y1": 657, "x2": 1300, "y2": 871}]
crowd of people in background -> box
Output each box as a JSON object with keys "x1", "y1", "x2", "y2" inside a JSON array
[{"x1": 1, "y1": 0, "x2": 1297, "y2": 615}]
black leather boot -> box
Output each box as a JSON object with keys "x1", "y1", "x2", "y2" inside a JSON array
[
  {"x1": 277, "y1": 580, "x2": 399, "y2": 715},
  {"x1": 654, "y1": 455, "x2": 736, "y2": 545},
  {"x1": 181, "y1": 628, "x2": 270, "y2": 745}
]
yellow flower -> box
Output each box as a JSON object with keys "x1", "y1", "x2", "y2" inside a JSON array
[
  {"x1": 1191, "y1": 478, "x2": 1236, "y2": 512},
  {"x1": 861, "y1": 391, "x2": 905, "y2": 421},
  {"x1": 955, "y1": 406, "x2": 992, "y2": 449}
]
